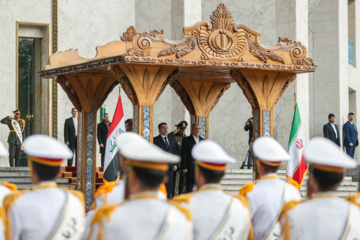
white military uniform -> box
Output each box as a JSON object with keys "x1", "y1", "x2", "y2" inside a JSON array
[
  {"x1": 283, "y1": 192, "x2": 360, "y2": 240},
  {"x1": 88, "y1": 132, "x2": 193, "y2": 240},
  {"x1": 244, "y1": 175, "x2": 300, "y2": 240},
  {"x1": 5, "y1": 134, "x2": 85, "y2": 240},
  {"x1": 173, "y1": 140, "x2": 252, "y2": 240},
  {"x1": 281, "y1": 138, "x2": 360, "y2": 240},
  {"x1": 240, "y1": 137, "x2": 301, "y2": 240},
  {"x1": 8, "y1": 182, "x2": 84, "y2": 240},
  {"x1": 89, "y1": 191, "x2": 192, "y2": 240}
]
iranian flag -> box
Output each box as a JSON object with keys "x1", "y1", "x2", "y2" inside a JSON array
[
  {"x1": 103, "y1": 94, "x2": 126, "y2": 182},
  {"x1": 286, "y1": 101, "x2": 308, "y2": 189}
]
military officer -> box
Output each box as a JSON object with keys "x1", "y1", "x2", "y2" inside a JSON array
[
  {"x1": 88, "y1": 132, "x2": 192, "y2": 240},
  {"x1": 0, "y1": 142, "x2": 17, "y2": 240},
  {"x1": 0, "y1": 110, "x2": 25, "y2": 167},
  {"x1": 4, "y1": 135, "x2": 85, "y2": 240},
  {"x1": 172, "y1": 140, "x2": 252, "y2": 240},
  {"x1": 168, "y1": 120, "x2": 188, "y2": 196},
  {"x1": 239, "y1": 137, "x2": 301, "y2": 240},
  {"x1": 280, "y1": 138, "x2": 360, "y2": 240}
]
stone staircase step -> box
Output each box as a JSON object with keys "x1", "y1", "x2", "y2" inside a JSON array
[{"x1": 15, "y1": 183, "x2": 76, "y2": 190}]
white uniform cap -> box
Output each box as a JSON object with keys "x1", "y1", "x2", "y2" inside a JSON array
[
  {"x1": 23, "y1": 134, "x2": 73, "y2": 166},
  {"x1": 253, "y1": 137, "x2": 290, "y2": 165},
  {"x1": 0, "y1": 142, "x2": 9, "y2": 157},
  {"x1": 304, "y1": 137, "x2": 356, "y2": 171},
  {"x1": 192, "y1": 140, "x2": 235, "y2": 164},
  {"x1": 116, "y1": 132, "x2": 179, "y2": 164}
]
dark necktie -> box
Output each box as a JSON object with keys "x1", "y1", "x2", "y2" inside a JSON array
[{"x1": 164, "y1": 137, "x2": 169, "y2": 149}]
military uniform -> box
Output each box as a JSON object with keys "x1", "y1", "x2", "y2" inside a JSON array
[
  {"x1": 173, "y1": 140, "x2": 252, "y2": 240},
  {"x1": 280, "y1": 138, "x2": 360, "y2": 240},
  {"x1": 1, "y1": 114, "x2": 25, "y2": 167},
  {"x1": 4, "y1": 135, "x2": 85, "y2": 240},
  {"x1": 168, "y1": 131, "x2": 186, "y2": 196},
  {"x1": 88, "y1": 132, "x2": 192, "y2": 240},
  {"x1": 239, "y1": 137, "x2": 301, "y2": 240}
]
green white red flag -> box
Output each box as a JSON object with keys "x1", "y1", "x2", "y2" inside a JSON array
[
  {"x1": 286, "y1": 101, "x2": 308, "y2": 188},
  {"x1": 103, "y1": 94, "x2": 125, "y2": 182}
]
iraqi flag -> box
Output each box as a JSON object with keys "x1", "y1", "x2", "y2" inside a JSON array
[
  {"x1": 286, "y1": 101, "x2": 308, "y2": 189},
  {"x1": 103, "y1": 94, "x2": 126, "y2": 182}
]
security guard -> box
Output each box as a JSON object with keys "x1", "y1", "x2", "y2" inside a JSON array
[
  {"x1": 88, "y1": 132, "x2": 192, "y2": 240},
  {"x1": 0, "y1": 110, "x2": 25, "y2": 167},
  {"x1": 4, "y1": 135, "x2": 85, "y2": 240},
  {"x1": 172, "y1": 140, "x2": 252, "y2": 240},
  {"x1": 168, "y1": 121, "x2": 188, "y2": 196},
  {"x1": 0, "y1": 142, "x2": 17, "y2": 240},
  {"x1": 280, "y1": 138, "x2": 360, "y2": 240},
  {"x1": 239, "y1": 137, "x2": 301, "y2": 240}
]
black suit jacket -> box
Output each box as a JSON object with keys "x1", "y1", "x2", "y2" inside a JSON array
[
  {"x1": 153, "y1": 135, "x2": 177, "y2": 171},
  {"x1": 181, "y1": 135, "x2": 204, "y2": 180},
  {"x1": 64, "y1": 117, "x2": 77, "y2": 147},
  {"x1": 323, "y1": 122, "x2": 340, "y2": 146},
  {"x1": 97, "y1": 121, "x2": 111, "y2": 154}
]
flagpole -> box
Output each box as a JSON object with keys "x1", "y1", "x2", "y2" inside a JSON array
[{"x1": 294, "y1": 93, "x2": 297, "y2": 103}]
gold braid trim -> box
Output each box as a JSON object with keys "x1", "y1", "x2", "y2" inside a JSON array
[
  {"x1": 1, "y1": 182, "x2": 17, "y2": 192},
  {"x1": 278, "y1": 200, "x2": 303, "y2": 221},
  {"x1": 346, "y1": 193, "x2": 360, "y2": 208},
  {"x1": 238, "y1": 182, "x2": 255, "y2": 196},
  {"x1": 170, "y1": 193, "x2": 193, "y2": 204},
  {"x1": 169, "y1": 202, "x2": 192, "y2": 221},
  {"x1": 232, "y1": 194, "x2": 253, "y2": 240},
  {"x1": 95, "y1": 181, "x2": 118, "y2": 198},
  {"x1": 3, "y1": 190, "x2": 26, "y2": 240}
]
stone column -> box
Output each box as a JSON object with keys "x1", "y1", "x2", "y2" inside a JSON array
[{"x1": 276, "y1": 0, "x2": 309, "y2": 144}]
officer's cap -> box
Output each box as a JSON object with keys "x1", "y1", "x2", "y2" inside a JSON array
[
  {"x1": 0, "y1": 142, "x2": 9, "y2": 157},
  {"x1": 23, "y1": 135, "x2": 73, "y2": 166},
  {"x1": 13, "y1": 110, "x2": 20, "y2": 114},
  {"x1": 192, "y1": 140, "x2": 235, "y2": 171},
  {"x1": 253, "y1": 137, "x2": 290, "y2": 166},
  {"x1": 116, "y1": 132, "x2": 179, "y2": 171},
  {"x1": 175, "y1": 121, "x2": 188, "y2": 128},
  {"x1": 304, "y1": 137, "x2": 356, "y2": 172}
]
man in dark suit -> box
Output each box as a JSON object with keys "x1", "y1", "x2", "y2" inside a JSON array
[
  {"x1": 343, "y1": 112, "x2": 358, "y2": 158},
  {"x1": 181, "y1": 123, "x2": 204, "y2": 193},
  {"x1": 153, "y1": 122, "x2": 177, "y2": 198},
  {"x1": 97, "y1": 113, "x2": 111, "y2": 167},
  {"x1": 323, "y1": 113, "x2": 340, "y2": 146},
  {"x1": 64, "y1": 108, "x2": 78, "y2": 166}
]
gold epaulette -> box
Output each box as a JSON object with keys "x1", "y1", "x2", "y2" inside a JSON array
[
  {"x1": 171, "y1": 203, "x2": 192, "y2": 221},
  {"x1": 91, "y1": 203, "x2": 121, "y2": 225},
  {"x1": 238, "y1": 182, "x2": 255, "y2": 196},
  {"x1": 232, "y1": 194, "x2": 250, "y2": 209},
  {"x1": 3, "y1": 190, "x2": 25, "y2": 212},
  {"x1": 278, "y1": 200, "x2": 303, "y2": 221},
  {"x1": 1, "y1": 182, "x2": 17, "y2": 192},
  {"x1": 170, "y1": 193, "x2": 193, "y2": 204},
  {"x1": 95, "y1": 180, "x2": 118, "y2": 198},
  {"x1": 20, "y1": 119, "x2": 25, "y2": 124},
  {"x1": 8, "y1": 116, "x2": 12, "y2": 120},
  {"x1": 62, "y1": 188, "x2": 85, "y2": 208},
  {"x1": 346, "y1": 193, "x2": 360, "y2": 208}
]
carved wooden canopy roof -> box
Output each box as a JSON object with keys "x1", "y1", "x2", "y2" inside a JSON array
[{"x1": 40, "y1": 3, "x2": 315, "y2": 79}]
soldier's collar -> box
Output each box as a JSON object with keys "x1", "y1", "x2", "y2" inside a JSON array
[
  {"x1": 130, "y1": 191, "x2": 159, "y2": 201},
  {"x1": 33, "y1": 181, "x2": 57, "y2": 190},
  {"x1": 198, "y1": 184, "x2": 222, "y2": 192}
]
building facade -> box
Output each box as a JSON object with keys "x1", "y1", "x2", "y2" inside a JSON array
[{"x1": 0, "y1": 0, "x2": 359, "y2": 174}]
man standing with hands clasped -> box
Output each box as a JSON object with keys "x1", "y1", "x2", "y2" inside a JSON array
[
  {"x1": 323, "y1": 113, "x2": 340, "y2": 146},
  {"x1": 97, "y1": 113, "x2": 111, "y2": 167},
  {"x1": 343, "y1": 112, "x2": 358, "y2": 158}
]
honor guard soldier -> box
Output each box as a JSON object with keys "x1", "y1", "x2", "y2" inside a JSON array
[
  {"x1": 88, "y1": 132, "x2": 192, "y2": 240},
  {"x1": 0, "y1": 142, "x2": 17, "y2": 240},
  {"x1": 168, "y1": 121, "x2": 188, "y2": 196},
  {"x1": 239, "y1": 137, "x2": 301, "y2": 240},
  {"x1": 172, "y1": 140, "x2": 252, "y2": 240},
  {"x1": 280, "y1": 138, "x2": 360, "y2": 240},
  {"x1": 1, "y1": 110, "x2": 25, "y2": 167},
  {"x1": 3, "y1": 135, "x2": 85, "y2": 240}
]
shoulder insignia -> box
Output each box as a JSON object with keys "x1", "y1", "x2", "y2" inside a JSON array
[
  {"x1": 3, "y1": 190, "x2": 26, "y2": 214},
  {"x1": 8, "y1": 117, "x2": 12, "y2": 120},
  {"x1": 278, "y1": 200, "x2": 303, "y2": 221},
  {"x1": 346, "y1": 193, "x2": 360, "y2": 208},
  {"x1": 1, "y1": 182, "x2": 17, "y2": 192},
  {"x1": 239, "y1": 182, "x2": 255, "y2": 196},
  {"x1": 95, "y1": 180, "x2": 118, "y2": 198},
  {"x1": 172, "y1": 203, "x2": 192, "y2": 221},
  {"x1": 159, "y1": 183, "x2": 167, "y2": 196},
  {"x1": 91, "y1": 203, "x2": 121, "y2": 225},
  {"x1": 62, "y1": 188, "x2": 85, "y2": 208},
  {"x1": 171, "y1": 193, "x2": 193, "y2": 204},
  {"x1": 20, "y1": 119, "x2": 25, "y2": 124}
]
